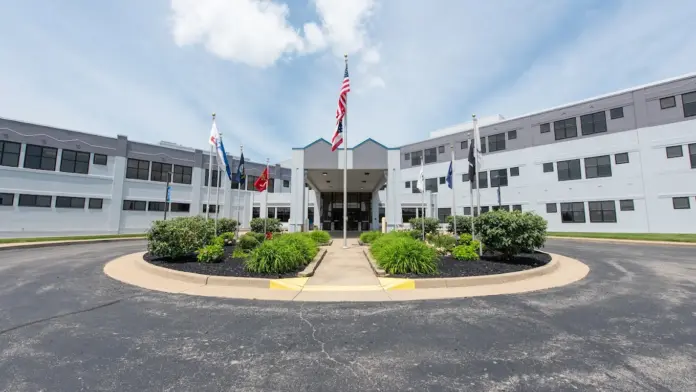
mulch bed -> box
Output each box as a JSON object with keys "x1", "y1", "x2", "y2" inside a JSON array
[
  {"x1": 389, "y1": 251, "x2": 551, "y2": 279},
  {"x1": 143, "y1": 245, "x2": 303, "y2": 279}
]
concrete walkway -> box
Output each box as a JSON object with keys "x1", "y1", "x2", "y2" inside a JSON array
[{"x1": 306, "y1": 239, "x2": 380, "y2": 286}]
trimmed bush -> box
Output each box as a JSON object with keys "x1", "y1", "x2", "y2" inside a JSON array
[
  {"x1": 247, "y1": 232, "x2": 266, "y2": 244},
  {"x1": 238, "y1": 234, "x2": 261, "y2": 251},
  {"x1": 409, "y1": 217, "x2": 440, "y2": 235},
  {"x1": 451, "y1": 245, "x2": 479, "y2": 261},
  {"x1": 197, "y1": 244, "x2": 224, "y2": 263},
  {"x1": 306, "y1": 230, "x2": 331, "y2": 245},
  {"x1": 370, "y1": 232, "x2": 438, "y2": 275},
  {"x1": 250, "y1": 218, "x2": 282, "y2": 233},
  {"x1": 456, "y1": 233, "x2": 473, "y2": 246},
  {"x1": 217, "y1": 232, "x2": 236, "y2": 246},
  {"x1": 475, "y1": 210, "x2": 547, "y2": 259},
  {"x1": 147, "y1": 216, "x2": 215, "y2": 258},
  {"x1": 216, "y1": 218, "x2": 239, "y2": 235},
  {"x1": 359, "y1": 231, "x2": 383, "y2": 244},
  {"x1": 245, "y1": 233, "x2": 317, "y2": 274},
  {"x1": 446, "y1": 215, "x2": 474, "y2": 235},
  {"x1": 426, "y1": 233, "x2": 457, "y2": 252}
]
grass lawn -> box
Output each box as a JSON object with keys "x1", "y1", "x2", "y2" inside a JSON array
[
  {"x1": 0, "y1": 233, "x2": 145, "y2": 244},
  {"x1": 548, "y1": 232, "x2": 696, "y2": 243}
]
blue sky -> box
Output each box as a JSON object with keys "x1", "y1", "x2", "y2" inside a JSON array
[{"x1": 1, "y1": 0, "x2": 695, "y2": 164}]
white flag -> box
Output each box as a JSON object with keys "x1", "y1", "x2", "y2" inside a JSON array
[
  {"x1": 472, "y1": 117, "x2": 483, "y2": 164},
  {"x1": 416, "y1": 160, "x2": 425, "y2": 191}
]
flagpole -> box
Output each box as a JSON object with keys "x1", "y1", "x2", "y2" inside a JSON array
[
  {"x1": 421, "y1": 149, "x2": 425, "y2": 241},
  {"x1": 206, "y1": 113, "x2": 215, "y2": 220},
  {"x1": 451, "y1": 143, "x2": 457, "y2": 238},
  {"x1": 469, "y1": 132, "x2": 475, "y2": 241},
  {"x1": 236, "y1": 145, "x2": 243, "y2": 239},
  {"x1": 214, "y1": 134, "x2": 222, "y2": 236},
  {"x1": 264, "y1": 158, "x2": 269, "y2": 234},
  {"x1": 342, "y1": 54, "x2": 348, "y2": 249},
  {"x1": 473, "y1": 114, "x2": 482, "y2": 255}
]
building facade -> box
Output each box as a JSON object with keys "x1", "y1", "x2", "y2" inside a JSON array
[{"x1": 1, "y1": 74, "x2": 695, "y2": 237}]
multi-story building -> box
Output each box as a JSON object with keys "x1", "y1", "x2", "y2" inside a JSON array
[{"x1": 1, "y1": 73, "x2": 695, "y2": 238}]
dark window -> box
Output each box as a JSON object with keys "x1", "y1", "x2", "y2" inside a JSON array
[
  {"x1": 510, "y1": 167, "x2": 519, "y2": 177},
  {"x1": 589, "y1": 200, "x2": 616, "y2": 223},
  {"x1": 512, "y1": 204, "x2": 522, "y2": 212},
  {"x1": 557, "y1": 159, "x2": 582, "y2": 181},
  {"x1": 554, "y1": 118, "x2": 577, "y2": 140},
  {"x1": 277, "y1": 207, "x2": 291, "y2": 222},
  {"x1": 580, "y1": 111, "x2": 607, "y2": 136},
  {"x1": 205, "y1": 169, "x2": 221, "y2": 187},
  {"x1": 424, "y1": 148, "x2": 437, "y2": 164},
  {"x1": 401, "y1": 208, "x2": 417, "y2": 222},
  {"x1": 546, "y1": 203, "x2": 557, "y2": 213},
  {"x1": 615, "y1": 153, "x2": 629, "y2": 164},
  {"x1": 490, "y1": 169, "x2": 508, "y2": 187},
  {"x1": 439, "y1": 177, "x2": 446, "y2": 185},
  {"x1": 88, "y1": 198, "x2": 103, "y2": 209},
  {"x1": 170, "y1": 203, "x2": 190, "y2": 213},
  {"x1": 405, "y1": 181, "x2": 410, "y2": 188},
  {"x1": 561, "y1": 202, "x2": 585, "y2": 223},
  {"x1": 584, "y1": 155, "x2": 612, "y2": 179},
  {"x1": 437, "y1": 208, "x2": 451, "y2": 223},
  {"x1": 425, "y1": 178, "x2": 438, "y2": 193},
  {"x1": 540, "y1": 123, "x2": 550, "y2": 133},
  {"x1": 683, "y1": 91, "x2": 696, "y2": 118},
  {"x1": 252, "y1": 206, "x2": 260, "y2": 218},
  {"x1": 24, "y1": 144, "x2": 57, "y2": 171},
  {"x1": 126, "y1": 159, "x2": 150, "y2": 180},
  {"x1": 172, "y1": 165, "x2": 192, "y2": 184},
  {"x1": 411, "y1": 151, "x2": 422, "y2": 166},
  {"x1": 268, "y1": 178, "x2": 276, "y2": 193},
  {"x1": 619, "y1": 199, "x2": 634, "y2": 211},
  {"x1": 151, "y1": 162, "x2": 172, "y2": 182},
  {"x1": 202, "y1": 204, "x2": 217, "y2": 213},
  {"x1": 480, "y1": 206, "x2": 490, "y2": 213},
  {"x1": 404, "y1": 153, "x2": 410, "y2": 161},
  {"x1": 480, "y1": 137, "x2": 487, "y2": 153},
  {"x1": 493, "y1": 205, "x2": 510, "y2": 211},
  {"x1": 488, "y1": 133, "x2": 506, "y2": 152},
  {"x1": 148, "y1": 201, "x2": 166, "y2": 212},
  {"x1": 690, "y1": 144, "x2": 696, "y2": 168},
  {"x1": 474, "y1": 171, "x2": 488, "y2": 189},
  {"x1": 660, "y1": 96, "x2": 676, "y2": 109},
  {"x1": 610, "y1": 107, "x2": 624, "y2": 119},
  {"x1": 56, "y1": 196, "x2": 85, "y2": 209},
  {"x1": 283, "y1": 180, "x2": 290, "y2": 187},
  {"x1": 60, "y1": 149, "x2": 90, "y2": 174},
  {"x1": 666, "y1": 145, "x2": 683, "y2": 158},
  {"x1": 543, "y1": 162, "x2": 554, "y2": 173},
  {"x1": 508, "y1": 130, "x2": 517, "y2": 140},
  {"x1": 438, "y1": 145, "x2": 445, "y2": 154},
  {"x1": 123, "y1": 200, "x2": 146, "y2": 211},
  {"x1": 0, "y1": 141, "x2": 21, "y2": 167},
  {"x1": 463, "y1": 206, "x2": 472, "y2": 215},
  {"x1": 411, "y1": 180, "x2": 420, "y2": 193},
  {"x1": 461, "y1": 173, "x2": 469, "y2": 182},
  {"x1": 93, "y1": 153, "x2": 107, "y2": 165},
  {"x1": 0, "y1": 193, "x2": 14, "y2": 206},
  {"x1": 460, "y1": 140, "x2": 468, "y2": 150},
  {"x1": 18, "y1": 194, "x2": 52, "y2": 208},
  {"x1": 673, "y1": 197, "x2": 690, "y2": 210}
]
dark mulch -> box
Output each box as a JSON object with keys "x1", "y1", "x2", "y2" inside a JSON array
[
  {"x1": 143, "y1": 246, "x2": 303, "y2": 279},
  {"x1": 389, "y1": 251, "x2": 551, "y2": 279}
]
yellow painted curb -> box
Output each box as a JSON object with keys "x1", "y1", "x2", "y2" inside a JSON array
[
  {"x1": 301, "y1": 285, "x2": 384, "y2": 292},
  {"x1": 269, "y1": 277, "x2": 309, "y2": 291},
  {"x1": 379, "y1": 277, "x2": 416, "y2": 291}
]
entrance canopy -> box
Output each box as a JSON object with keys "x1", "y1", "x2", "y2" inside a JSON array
[{"x1": 306, "y1": 169, "x2": 386, "y2": 193}]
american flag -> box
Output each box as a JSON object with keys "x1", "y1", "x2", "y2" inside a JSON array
[{"x1": 331, "y1": 63, "x2": 350, "y2": 151}]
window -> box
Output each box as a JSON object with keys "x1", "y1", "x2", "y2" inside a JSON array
[
  {"x1": 88, "y1": 198, "x2": 103, "y2": 209},
  {"x1": 508, "y1": 130, "x2": 517, "y2": 140},
  {"x1": 461, "y1": 173, "x2": 469, "y2": 183},
  {"x1": 252, "y1": 206, "x2": 260, "y2": 218},
  {"x1": 437, "y1": 208, "x2": 451, "y2": 223},
  {"x1": 690, "y1": 144, "x2": 696, "y2": 168},
  {"x1": 439, "y1": 176, "x2": 446, "y2": 185},
  {"x1": 546, "y1": 203, "x2": 557, "y2": 213},
  {"x1": 438, "y1": 145, "x2": 445, "y2": 154},
  {"x1": 123, "y1": 200, "x2": 146, "y2": 211},
  {"x1": 660, "y1": 96, "x2": 676, "y2": 109},
  {"x1": 0, "y1": 193, "x2": 14, "y2": 206},
  {"x1": 490, "y1": 169, "x2": 508, "y2": 187},
  {"x1": 488, "y1": 133, "x2": 506, "y2": 152},
  {"x1": 277, "y1": 207, "x2": 291, "y2": 222},
  {"x1": 480, "y1": 206, "x2": 490, "y2": 213},
  {"x1": 683, "y1": 91, "x2": 696, "y2": 117},
  {"x1": 60, "y1": 149, "x2": 90, "y2": 174},
  {"x1": 493, "y1": 205, "x2": 510, "y2": 211},
  {"x1": 561, "y1": 202, "x2": 585, "y2": 223},
  {"x1": 402, "y1": 208, "x2": 418, "y2": 222},
  {"x1": 673, "y1": 197, "x2": 690, "y2": 210},
  {"x1": 619, "y1": 199, "x2": 634, "y2": 211},
  {"x1": 666, "y1": 145, "x2": 683, "y2": 158},
  {"x1": 472, "y1": 171, "x2": 487, "y2": 189},
  {"x1": 171, "y1": 203, "x2": 190, "y2": 213},
  {"x1": 404, "y1": 152, "x2": 410, "y2": 161},
  {"x1": 554, "y1": 118, "x2": 577, "y2": 140},
  {"x1": 126, "y1": 159, "x2": 150, "y2": 180},
  {"x1": 510, "y1": 167, "x2": 519, "y2": 177},
  {"x1": 540, "y1": 123, "x2": 550, "y2": 133},
  {"x1": 424, "y1": 148, "x2": 437, "y2": 164},
  {"x1": 283, "y1": 180, "x2": 290, "y2": 188},
  {"x1": 93, "y1": 153, "x2": 107, "y2": 165},
  {"x1": 543, "y1": 162, "x2": 554, "y2": 173},
  {"x1": 410, "y1": 151, "x2": 422, "y2": 166},
  {"x1": 425, "y1": 178, "x2": 438, "y2": 193},
  {"x1": 480, "y1": 137, "x2": 487, "y2": 153},
  {"x1": 461, "y1": 140, "x2": 468, "y2": 150},
  {"x1": 151, "y1": 162, "x2": 172, "y2": 182},
  {"x1": 205, "y1": 169, "x2": 221, "y2": 187},
  {"x1": 411, "y1": 180, "x2": 420, "y2": 193},
  {"x1": 24, "y1": 144, "x2": 57, "y2": 171},
  {"x1": 580, "y1": 111, "x2": 607, "y2": 136},
  {"x1": 0, "y1": 141, "x2": 21, "y2": 167},
  {"x1": 463, "y1": 207, "x2": 472, "y2": 215},
  {"x1": 557, "y1": 159, "x2": 582, "y2": 181},
  {"x1": 405, "y1": 181, "x2": 410, "y2": 188},
  {"x1": 148, "y1": 201, "x2": 166, "y2": 212},
  {"x1": 172, "y1": 165, "x2": 192, "y2": 184},
  {"x1": 267, "y1": 207, "x2": 276, "y2": 218},
  {"x1": 56, "y1": 196, "x2": 85, "y2": 209},
  {"x1": 584, "y1": 155, "x2": 612, "y2": 179},
  {"x1": 589, "y1": 200, "x2": 616, "y2": 223},
  {"x1": 610, "y1": 107, "x2": 624, "y2": 119},
  {"x1": 18, "y1": 194, "x2": 52, "y2": 208},
  {"x1": 615, "y1": 153, "x2": 629, "y2": 164},
  {"x1": 202, "y1": 204, "x2": 217, "y2": 213},
  {"x1": 512, "y1": 204, "x2": 522, "y2": 212}
]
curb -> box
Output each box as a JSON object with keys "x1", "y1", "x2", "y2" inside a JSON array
[
  {"x1": 362, "y1": 248, "x2": 387, "y2": 277},
  {"x1": 548, "y1": 236, "x2": 696, "y2": 246},
  {"x1": 298, "y1": 249, "x2": 328, "y2": 277},
  {"x1": 0, "y1": 236, "x2": 145, "y2": 251}
]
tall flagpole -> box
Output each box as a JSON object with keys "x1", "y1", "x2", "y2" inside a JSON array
[
  {"x1": 342, "y1": 54, "x2": 348, "y2": 248},
  {"x1": 264, "y1": 158, "x2": 269, "y2": 234},
  {"x1": 469, "y1": 132, "x2": 475, "y2": 241},
  {"x1": 451, "y1": 143, "x2": 457, "y2": 237},
  {"x1": 236, "y1": 145, "x2": 243, "y2": 239},
  {"x1": 421, "y1": 149, "x2": 425, "y2": 240},
  {"x1": 214, "y1": 134, "x2": 222, "y2": 236},
  {"x1": 206, "y1": 113, "x2": 215, "y2": 220},
  {"x1": 473, "y1": 114, "x2": 482, "y2": 255}
]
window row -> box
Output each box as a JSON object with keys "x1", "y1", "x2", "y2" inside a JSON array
[
  {"x1": 405, "y1": 166, "x2": 521, "y2": 193},
  {"x1": 122, "y1": 200, "x2": 190, "y2": 212},
  {"x1": 0, "y1": 141, "x2": 108, "y2": 173},
  {"x1": 665, "y1": 143, "x2": 696, "y2": 169},
  {"x1": 267, "y1": 207, "x2": 291, "y2": 222},
  {"x1": 460, "y1": 204, "x2": 522, "y2": 217},
  {"x1": 542, "y1": 152, "x2": 631, "y2": 181},
  {"x1": 659, "y1": 90, "x2": 696, "y2": 118},
  {"x1": 546, "y1": 200, "x2": 631, "y2": 223},
  {"x1": 0, "y1": 193, "x2": 103, "y2": 209},
  {"x1": 539, "y1": 106, "x2": 627, "y2": 141},
  {"x1": 126, "y1": 158, "x2": 192, "y2": 184}
]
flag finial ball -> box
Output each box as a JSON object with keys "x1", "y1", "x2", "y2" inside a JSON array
[{"x1": 212, "y1": 113, "x2": 216, "y2": 118}]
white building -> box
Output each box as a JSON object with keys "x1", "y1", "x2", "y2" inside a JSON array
[{"x1": 1, "y1": 74, "x2": 695, "y2": 238}]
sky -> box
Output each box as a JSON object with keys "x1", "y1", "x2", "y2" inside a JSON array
[{"x1": 1, "y1": 0, "x2": 695, "y2": 164}]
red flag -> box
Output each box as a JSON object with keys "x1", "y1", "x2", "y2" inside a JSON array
[{"x1": 254, "y1": 167, "x2": 269, "y2": 192}]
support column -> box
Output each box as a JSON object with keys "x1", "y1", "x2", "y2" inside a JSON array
[
  {"x1": 191, "y1": 149, "x2": 204, "y2": 216},
  {"x1": 109, "y1": 135, "x2": 128, "y2": 234},
  {"x1": 289, "y1": 149, "x2": 305, "y2": 232}
]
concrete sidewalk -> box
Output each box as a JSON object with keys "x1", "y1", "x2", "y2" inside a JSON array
[{"x1": 306, "y1": 239, "x2": 380, "y2": 286}]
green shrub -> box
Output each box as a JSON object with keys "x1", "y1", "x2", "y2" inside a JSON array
[
  {"x1": 147, "y1": 216, "x2": 215, "y2": 258},
  {"x1": 238, "y1": 234, "x2": 261, "y2": 251},
  {"x1": 277, "y1": 233, "x2": 318, "y2": 261},
  {"x1": 246, "y1": 232, "x2": 266, "y2": 244},
  {"x1": 359, "y1": 231, "x2": 383, "y2": 244},
  {"x1": 426, "y1": 233, "x2": 457, "y2": 252},
  {"x1": 211, "y1": 236, "x2": 225, "y2": 247},
  {"x1": 457, "y1": 233, "x2": 473, "y2": 246},
  {"x1": 306, "y1": 230, "x2": 331, "y2": 245},
  {"x1": 475, "y1": 210, "x2": 547, "y2": 259},
  {"x1": 408, "y1": 229, "x2": 424, "y2": 241},
  {"x1": 245, "y1": 233, "x2": 317, "y2": 274},
  {"x1": 451, "y1": 244, "x2": 479, "y2": 261},
  {"x1": 250, "y1": 218, "x2": 282, "y2": 233},
  {"x1": 232, "y1": 247, "x2": 250, "y2": 258},
  {"x1": 370, "y1": 232, "x2": 438, "y2": 275},
  {"x1": 409, "y1": 217, "x2": 441, "y2": 235},
  {"x1": 216, "y1": 218, "x2": 238, "y2": 235},
  {"x1": 197, "y1": 244, "x2": 224, "y2": 263},
  {"x1": 446, "y1": 215, "x2": 474, "y2": 235},
  {"x1": 217, "y1": 232, "x2": 236, "y2": 246}
]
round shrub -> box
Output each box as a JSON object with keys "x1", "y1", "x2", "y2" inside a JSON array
[
  {"x1": 456, "y1": 233, "x2": 473, "y2": 246},
  {"x1": 306, "y1": 230, "x2": 331, "y2": 245},
  {"x1": 250, "y1": 218, "x2": 282, "y2": 233},
  {"x1": 217, "y1": 232, "x2": 236, "y2": 246},
  {"x1": 359, "y1": 231, "x2": 383, "y2": 244},
  {"x1": 475, "y1": 210, "x2": 547, "y2": 259},
  {"x1": 245, "y1": 234, "x2": 317, "y2": 274},
  {"x1": 277, "y1": 233, "x2": 318, "y2": 261},
  {"x1": 409, "y1": 217, "x2": 440, "y2": 235},
  {"x1": 452, "y1": 245, "x2": 479, "y2": 261},
  {"x1": 446, "y1": 215, "x2": 474, "y2": 235},
  {"x1": 216, "y1": 218, "x2": 239, "y2": 235},
  {"x1": 370, "y1": 232, "x2": 438, "y2": 275},
  {"x1": 238, "y1": 234, "x2": 260, "y2": 251},
  {"x1": 248, "y1": 232, "x2": 266, "y2": 244},
  {"x1": 197, "y1": 244, "x2": 224, "y2": 263},
  {"x1": 147, "y1": 216, "x2": 215, "y2": 258}
]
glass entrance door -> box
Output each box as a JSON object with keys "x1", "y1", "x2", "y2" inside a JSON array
[{"x1": 321, "y1": 192, "x2": 372, "y2": 231}]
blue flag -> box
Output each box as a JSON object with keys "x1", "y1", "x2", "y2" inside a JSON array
[
  {"x1": 446, "y1": 161, "x2": 453, "y2": 189},
  {"x1": 236, "y1": 152, "x2": 246, "y2": 184}
]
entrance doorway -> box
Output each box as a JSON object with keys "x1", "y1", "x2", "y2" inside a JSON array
[{"x1": 321, "y1": 192, "x2": 372, "y2": 231}]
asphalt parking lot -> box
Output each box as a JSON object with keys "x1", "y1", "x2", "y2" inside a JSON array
[{"x1": 0, "y1": 239, "x2": 694, "y2": 391}]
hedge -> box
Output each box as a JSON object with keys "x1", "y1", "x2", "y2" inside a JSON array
[
  {"x1": 370, "y1": 232, "x2": 438, "y2": 275},
  {"x1": 409, "y1": 217, "x2": 440, "y2": 235},
  {"x1": 475, "y1": 210, "x2": 547, "y2": 259},
  {"x1": 147, "y1": 216, "x2": 215, "y2": 258},
  {"x1": 215, "y1": 218, "x2": 238, "y2": 235},
  {"x1": 446, "y1": 215, "x2": 474, "y2": 235}
]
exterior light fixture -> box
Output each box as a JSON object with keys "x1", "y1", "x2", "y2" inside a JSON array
[{"x1": 322, "y1": 172, "x2": 328, "y2": 176}]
